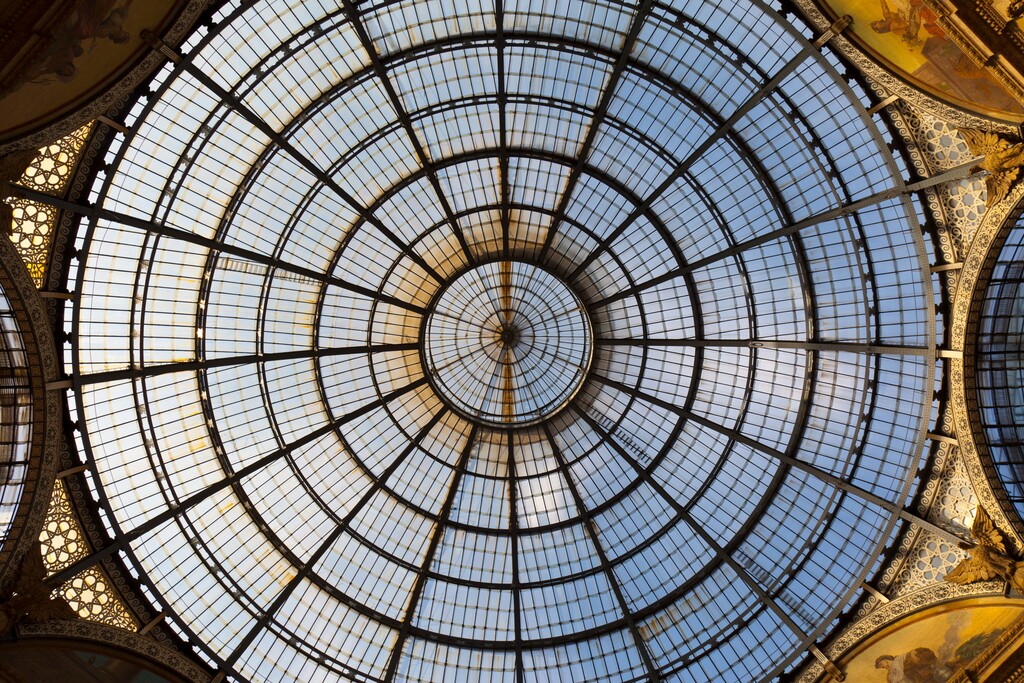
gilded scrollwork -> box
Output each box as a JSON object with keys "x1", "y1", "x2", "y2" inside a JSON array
[{"x1": 4, "y1": 122, "x2": 91, "y2": 286}]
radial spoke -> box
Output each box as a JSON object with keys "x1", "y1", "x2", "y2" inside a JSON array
[
  {"x1": 160, "y1": 53, "x2": 448, "y2": 286},
  {"x1": 507, "y1": 430, "x2": 524, "y2": 683},
  {"x1": 44, "y1": 377, "x2": 428, "y2": 587},
  {"x1": 340, "y1": 0, "x2": 477, "y2": 266},
  {"x1": 497, "y1": 0, "x2": 510, "y2": 258},
  {"x1": 595, "y1": 337, "x2": 930, "y2": 355},
  {"x1": 23, "y1": 188, "x2": 428, "y2": 315},
  {"x1": 566, "y1": 42, "x2": 817, "y2": 282},
  {"x1": 78, "y1": 343, "x2": 419, "y2": 386},
  {"x1": 587, "y1": 372, "x2": 958, "y2": 542},
  {"x1": 383, "y1": 424, "x2": 479, "y2": 681},
  {"x1": 537, "y1": 0, "x2": 656, "y2": 261},
  {"x1": 216, "y1": 407, "x2": 447, "y2": 679},
  {"x1": 543, "y1": 424, "x2": 661, "y2": 681}
]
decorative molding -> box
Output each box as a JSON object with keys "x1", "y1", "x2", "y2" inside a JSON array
[
  {"x1": 886, "y1": 100, "x2": 987, "y2": 260},
  {"x1": 17, "y1": 619, "x2": 213, "y2": 683},
  {"x1": 0, "y1": 0, "x2": 212, "y2": 158},
  {"x1": 948, "y1": 611, "x2": 1024, "y2": 682},
  {"x1": 948, "y1": 178, "x2": 1024, "y2": 550}
]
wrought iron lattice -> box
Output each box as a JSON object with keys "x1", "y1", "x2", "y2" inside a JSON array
[
  {"x1": 59, "y1": 1, "x2": 938, "y2": 681},
  {"x1": 8, "y1": 123, "x2": 92, "y2": 286},
  {"x1": 422, "y1": 260, "x2": 592, "y2": 426},
  {"x1": 39, "y1": 480, "x2": 134, "y2": 629}
]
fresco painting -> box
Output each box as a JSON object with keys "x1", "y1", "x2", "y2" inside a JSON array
[
  {"x1": 0, "y1": 1, "x2": 182, "y2": 139},
  {"x1": 822, "y1": 0, "x2": 1024, "y2": 119},
  {"x1": 837, "y1": 597, "x2": 1024, "y2": 682}
]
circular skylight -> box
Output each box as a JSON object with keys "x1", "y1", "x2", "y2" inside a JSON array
[
  {"x1": 66, "y1": 1, "x2": 936, "y2": 681},
  {"x1": 423, "y1": 260, "x2": 592, "y2": 426}
]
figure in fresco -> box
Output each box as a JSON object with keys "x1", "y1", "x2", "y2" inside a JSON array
[
  {"x1": 874, "y1": 648, "x2": 949, "y2": 683},
  {"x1": 0, "y1": 0, "x2": 133, "y2": 97},
  {"x1": 870, "y1": 0, "x2": 909, "y2": 35},
  {"x1": 870, "y1": 0, "x2": 940, "y2": 44}
]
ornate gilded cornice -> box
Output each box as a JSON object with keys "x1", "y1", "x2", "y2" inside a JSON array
[
  {"x1": 948, "y1": 610, "x2": 1024, "y2": 682},
  {"x1": 795, "y1": 581, "x2": 1006, "y2": 682}
]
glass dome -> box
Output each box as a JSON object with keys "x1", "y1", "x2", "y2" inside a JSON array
[{"x1": 66, "y1": 0, "x2": 936, "y2": 680}]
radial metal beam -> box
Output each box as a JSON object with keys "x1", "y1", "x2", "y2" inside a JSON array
[
  {"x1": 43, "y1": 377, "x2": 428, "y2": 587},
  {"x1": 587, "y1": 163, "x2": 982, "y2": 312},
  {"x1": 589, "y1": 373, "x2": 965, "y2": 544},
  {"x1": 219, "y1": 408, "x2": 447, "y2": 676},
  {"x1": 595, "y1": 337, "x2": 931, "y2": 356},
  {"x1": 16, "y1": 187, "x2": 428, "y2": 316},
  {"x1": 536, "y1": 0, "x2": 656, "y2": 261},
  {"x1": 339, "y1": 0, "x2": 477, "y2": 266},
  {"x1": 567, "y1": 41, "x2": 818, "y2": 282},
  {"x1": 543, "y1": 424, "x2": 662, "y2": 681},
  {"x1": 497, "y1": 0, "x2": 511, "y2": 259},
  {"x1": 141, "y1": 33, "x2": 447, "y2": 285},
  {"x1": 578, "y1": 408, "x2": 858, "y2": 678},
  {"x1": 383, "y1": 425, "x2": 479, "y2": 682},
  {"x1": 508, "y1": 430, "x2": 525, "y2": 683},
  {"x1": 78, "y1": 343, "x2": 419, "y2": 386}
]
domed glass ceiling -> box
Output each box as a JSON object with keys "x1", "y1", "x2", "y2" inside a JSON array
[{"x1": 66, "y1": 0, "x2": 936, "y2": 680}]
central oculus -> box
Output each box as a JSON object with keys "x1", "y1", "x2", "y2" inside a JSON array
[{"x1": 422, "y1": 260, "x2": 593, "y2": 427}]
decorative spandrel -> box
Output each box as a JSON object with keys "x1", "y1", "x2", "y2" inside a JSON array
[
  {"x1": 59, "y1": 566, "x2": 134, "y2": 630},
  {"x1": 17, "y1": 124, "x2": 91, "y2": 195},
  {"x1": 38, "y1": 480, "x2": 134, "y2": 630},
  {"x1": 38, "y1": 479, "x2": 85, "y2": 571},
  {"x1": 5, "y1": 122, "x2": 91, "y2": 286}
]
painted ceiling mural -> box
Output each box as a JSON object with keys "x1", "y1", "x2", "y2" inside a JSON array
[
  {"x1": 819, "y1": 0, "x2": 1024, "y2": 121},
  {"x1": 833, "y1": 597, "x2": 1024, "y2": 682},
  {"x1": 0, "y1": 0, "x2": 188, "y2": 144}
]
